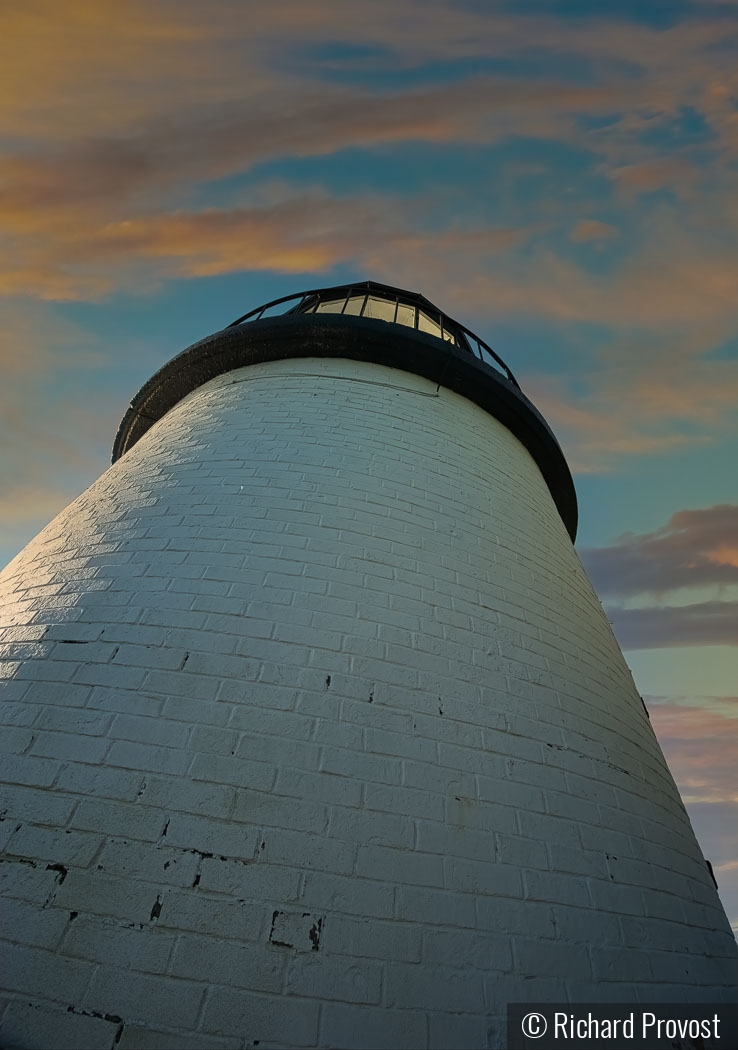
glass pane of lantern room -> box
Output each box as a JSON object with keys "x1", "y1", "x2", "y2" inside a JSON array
[
  {"x1": 396, "y1": 303, "x2": 415, "y2": 329},
  {"x1": 417, "y1": 310, "x2": 442, "y2": 339},
  {"x1": 315, "y1": 299, "x2": 344, "y2": 314},
  {"x1": 364, "y1": 296, "x2": 396, "y2": 322},
  {"x1": 343, "y1": 295, "x2": 365, "y2": 316}
]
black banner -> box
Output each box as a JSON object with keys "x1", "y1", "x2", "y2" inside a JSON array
[{"x1": 507, "y1": 1003, "x2": 738, "y2": 1050}]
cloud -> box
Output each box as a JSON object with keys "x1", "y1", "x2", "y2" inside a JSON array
[
  {"x1": 0, "y1": 181, "x2": 539, "y2": 303},
  {"x1": 607, "y1": 158, "x2": 700, "y2": 199},
  {"x1": 0, "y1": 2, "x2": 218, "y2": 141},
  {"x1": 643, "y1": 696, "x2": 737, "y2": 932},
  {"x1": 463, "y1": 236, "x2": 738, "y2": 329},
  {"x1": 647, "y1": 697, "x2": 737, "y2": 933},
  {"x1": 0, "y1": 304, "x2": 125, "y2": 569},
  {"x1": 519, "y1": 375, "x2": 707, "y2": 474},
  {"x1": 609, "y1": 601, "x2": 738, "y2": 649},
  {"x1": 3, "y1": 1, "x2": 738, "y2": 306},
  {"x1": 4, "y1": 173, "x2": 737, "y2": 474},
  {"x1": 580, "y1": 505, "x2": 738, "y2": 597},
  {"x1": 648, "y1": 700, "x2": 738, "y2": 809},
  {"x1": 520, "y1": 333, "x2": 738, "y2": 473},
  {"x1": 687, "y1": 797, "x2": 738, "y2": 935},
  {"x1": 2, "y1": 0, "x2": 738, "y2": 216},
  {"x1": 569, "y1": 219, "x2": 619, "y2": 242},
  {"x1": 580, "y1": 507, "x2": 738, "y2": 650},
  {"x1": 0, "y1": 71, "x2": 609, "y2": 216}
]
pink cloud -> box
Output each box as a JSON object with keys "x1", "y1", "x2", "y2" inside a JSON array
[
  {"x1": 648, "y1": 700, "x2": 738, "y2": 808},
  {"x1": 580, "y1": 505, "x2": 738, "y2": 597},
  {"x1": 608, "y1": 158, "x2": 699, "y2": 198},
  {"x1": 648, "y1": 698, "x2": 737, "y2": 931},
  {"x1": 569, "y1": 219, "x2": 619, "y2": 242}
]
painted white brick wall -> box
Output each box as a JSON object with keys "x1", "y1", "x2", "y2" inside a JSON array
[{"x1": 0, "y1": 356, "x2": 735, "y2": 1049}]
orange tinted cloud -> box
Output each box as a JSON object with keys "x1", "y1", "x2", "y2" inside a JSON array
[
  {"x1": 569, "y1": 219, "x2": 619, "y2": 242},
  {"x1": 1, "y1": 0, "x2": 738, "y2": 344},
  {"x1": 648, "y1": 697, "x2": 738, "y2": 931},
  {"x1": 580, "y1": 505, "x2": 738, "y2": 597},
  {"x1": 466, "y1": 243, "x2": 738, "y2": 328},
  {"x1": 608, "y1": 158, "x2": 699, "y2": 198},
  {"x1": 708, "y1": 544, "x2": 738, "y2": 569},
  {"x1": 0, "y1": 74, "x2": 611, "y2": 221},
  {"x1": 0, "y1": 183, "x2": 539, "y2": 302},
  {"x1": 581, "y1": 506, "x2": 738, "y2": 650},
  {"x1": 648, "y1": 701, "x2": 738, "y2": 805},
  {"x1": 3, "y1": 182, "x2": 738, "y2": 476},
  {"x1": 0, "y1": 1, "x2": 217, "y2": 140},
  {"x1": 520, "y1": 345, "x2": 738, "y2": 474},
  {"x1": 2, "y1": 2, "x2": 736, "y2": 139}
]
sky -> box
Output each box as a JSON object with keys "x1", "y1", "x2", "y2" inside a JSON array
[{"x1": 1, "y1": 1, "x2": 736, "y2": 935}]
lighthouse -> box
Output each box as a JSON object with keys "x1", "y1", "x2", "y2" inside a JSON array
[{"x1": 0, "y1": 282, "x2": 735, "y2": 1049}]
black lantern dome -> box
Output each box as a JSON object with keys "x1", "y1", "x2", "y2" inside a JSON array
[{"x1": 113, "y1": 280, "x2": 577, "y2": 539}]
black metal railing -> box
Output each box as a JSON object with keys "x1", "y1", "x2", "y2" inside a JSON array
[{"x1": 227, "y1": 281, "x2": 519, "y2": 388}]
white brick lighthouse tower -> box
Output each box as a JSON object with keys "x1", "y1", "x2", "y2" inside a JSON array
[{"x1": 0, "y1": 282, "x2": 735, "y2": 1049}]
